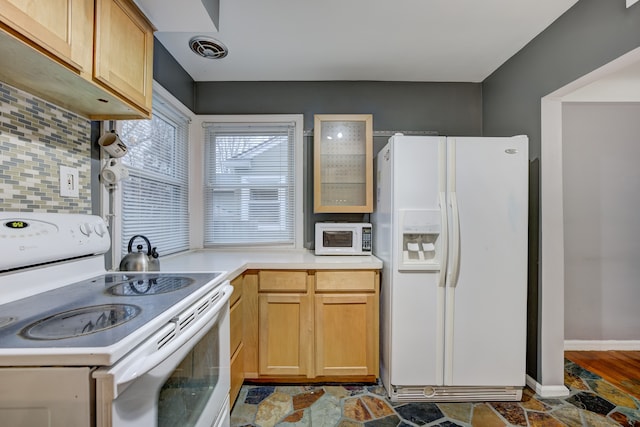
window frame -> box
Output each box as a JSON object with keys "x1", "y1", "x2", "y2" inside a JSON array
[
  {"x1": 193, "y1": 114, "x2": 304, "y2": 250},
  {"x1": 101, "y1": 82, "x2": 195, "y2": 268}
]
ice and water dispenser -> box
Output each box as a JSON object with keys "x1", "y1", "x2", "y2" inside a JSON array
[{"x1": 399, "y1": 209, "x2": 442, "y2": 271}]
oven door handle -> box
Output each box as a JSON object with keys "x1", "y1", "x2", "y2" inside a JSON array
[{"x1": 94, "y1": 282, "x2": 232, "y2": 398}]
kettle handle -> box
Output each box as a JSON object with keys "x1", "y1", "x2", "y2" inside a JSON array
[{"x1": 127, "y1": 235, "x2": 152, "y2": 255}]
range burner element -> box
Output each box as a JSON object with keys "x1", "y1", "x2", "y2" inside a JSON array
[
  {"x1": 106, "y1": 275, "x2": 194, "y2": 296},
  {"x1": 21, "y1": 304, "x2": 141, "y2": 340},
  {"x1": 0, "y1": 317, "x2": 16, "y2": 330}
]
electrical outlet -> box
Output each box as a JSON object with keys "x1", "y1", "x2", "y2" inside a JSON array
[{"x1": 60, "y1": 165, "x2": 79, "y2": 198}]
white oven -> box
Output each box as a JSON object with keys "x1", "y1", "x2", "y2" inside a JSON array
[
  {"x1": 0, "y1": 212, "x2": 232, "y2": 427},
  {"x1": 94, "y1": 284, "x2": 231, "y2": 427}
]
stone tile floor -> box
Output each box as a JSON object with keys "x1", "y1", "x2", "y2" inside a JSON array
[{"x1": 230, "y1": 359, "x2": 640, "y2": 426}]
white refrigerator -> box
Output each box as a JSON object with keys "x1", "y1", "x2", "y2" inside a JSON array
[{"x1": 371, "y1": 134, "x2": 528, "y2": 402}]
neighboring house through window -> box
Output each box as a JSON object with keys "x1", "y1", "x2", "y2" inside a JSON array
[
  {"x1": 113, "y1": 89, "x2": 191, "y2": 262},
  {"x1": 202, "y1": 115, "x2": 303, "y2": 248}
]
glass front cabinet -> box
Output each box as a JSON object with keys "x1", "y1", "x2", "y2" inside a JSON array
[{"x1": 313, "y1": 114, "x2": 373, "y2": 213}]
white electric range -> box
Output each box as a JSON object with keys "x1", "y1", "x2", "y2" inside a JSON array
[{"x1": 0, "y1": 212, "x2": 232, "y2": 427}]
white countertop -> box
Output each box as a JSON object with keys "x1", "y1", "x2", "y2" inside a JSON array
[{"x1": 160, "y1": 249, "x2": 383, "y2": 281}]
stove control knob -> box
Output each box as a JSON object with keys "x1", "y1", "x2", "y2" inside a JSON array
[
  {"x1": 79, "y1": 222, "x2": 93, "y2": 236},
  {"x1": 94, "y1": 223, "x2": 107, "y2": 237}
]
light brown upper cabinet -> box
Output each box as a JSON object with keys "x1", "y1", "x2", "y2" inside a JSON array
[
  {"x1": 314, "y1": 114, "x2": 373, "y2": 213},
  {"x1": 94, "y1": 0, "x2": 154, "y2": 116},
  {"x1": 0, "y1": 0, "x2": 154, "y2": 119},
  {"x1": 0, "y1": 0, "x2": 93, "y2": 74}
]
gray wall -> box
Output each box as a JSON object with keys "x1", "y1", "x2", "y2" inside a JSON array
[
  {"x1": 194, "y1": 81, "x2": 481, "y2": 134},
  {"x1": 482, "y1": 0, "x2": 640, "y2": 380},
  {"x1": 152, "y1": 0, "x2": 640, "y2": 382},
  {"x1": 194, "y1": 81, "x2": 482, "y2": 244},
  {"x1": 152, "y1": 52, "x2": 483, "y2": 245},
  {"x1": 563, "y1": 102, "x2": 640, "y2": 341},
  {"x1": 153, "y1": 38, "x2": 196, "y2": 112}
]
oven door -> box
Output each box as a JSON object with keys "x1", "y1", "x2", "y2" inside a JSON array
[{"x1": 94, "y1": 282, "x2": 232, "y2": 427}]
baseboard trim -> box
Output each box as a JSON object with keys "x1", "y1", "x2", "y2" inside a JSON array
[
  {"x1": 526, "y1": 375, "x2": 570, "y2": 398},
  {"x1": 564, "y1": 340, "x2": 640, "y2": 351}
]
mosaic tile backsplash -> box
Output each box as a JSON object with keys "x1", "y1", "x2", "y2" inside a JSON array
[{"x1": 0, "y1": 81, "x2": 92, "y2": 213}]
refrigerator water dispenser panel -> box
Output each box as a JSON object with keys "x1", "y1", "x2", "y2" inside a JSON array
[{"x1": 399, "y1": 209, "x2": 442, "y2": 271}]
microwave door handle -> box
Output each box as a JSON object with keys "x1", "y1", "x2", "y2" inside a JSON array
[{"x1": 94, "y1": 283, "x2": 232, "y2": 397}]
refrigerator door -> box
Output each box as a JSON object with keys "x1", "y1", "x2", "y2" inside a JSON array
[
  {"x1": 388, "y1": 135, "x2": 447, "y2": 387},
  {"x1": 373, "y1": 140, "x2": 393, "y2": 391},
  {"x1": 444, "y1": 136, "x2": 528, "y2": 387}
]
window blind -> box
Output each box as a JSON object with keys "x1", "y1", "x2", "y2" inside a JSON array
[
  {"x1": 120, "y1": 98, "x2": 190, "y2": 257},
  {"x1": 204, "y1": 122, "x2": 296, "y2": 246}
]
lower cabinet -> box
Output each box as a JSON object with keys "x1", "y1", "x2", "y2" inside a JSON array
[
  {"x1": 257, "y1": 270, "x2": 312, "y2": 377},
  {"x1": 242, "y1": 269, "x2": 379, "y2": 383},
  {"x1": 229, "y1": 276, "x2": 244, "y2": 404},
  {"x1": 315, "y1": 271, "x2": 379, "y2": 377},
  {"x1": 259, "y1": 292, "x2": 313, "y2": 376},
  {"x1": 315, "y1": 292, "x2": 378, "y2": 376}
]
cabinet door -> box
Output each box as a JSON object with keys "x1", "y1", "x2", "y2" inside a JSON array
[
  {"x1": 314, "y1": 114, "x2": 373, "y2": 213},
  {"x1": 258, "y1": 293, "x2": 312, "y2": 377},
  {"x1": 315, "y1": 293, "x2": 378, "y2": 377},
  {"x1": 230, "y1": 280, "x2": 243, "y2": 357},
  {"x1": 94, "y1": 0, "x2": 154, "y2": 114},
  {"x1": 229, "y1": 276, "x2": 244, "y2": 404},
  {"x1": 242, "y1": 273, "x2": 259, "y2": 378},
  {"x1": 230, "y1": 344, "x2": 244, "y2": 406},
  {"x1": 0, "y1": 367, "x2": 92, "y2": 426},
  {"x1": 0, "y1": 0, "x2": 92, "y2": 72},
  {"x1": 229, "y1": 275, "x2": 244, "y2": 404}
]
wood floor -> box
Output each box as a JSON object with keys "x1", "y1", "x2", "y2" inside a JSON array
[{"x1": 565, "y1": 350, "x2": 640, "y2": 400}]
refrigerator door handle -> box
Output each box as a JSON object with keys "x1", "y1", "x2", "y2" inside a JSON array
[
  {"x1": 447, "y1": 191, "x2": 461, "y2": 287},
  {"x1": 438, "y1": 191, "x2": 448, "y2": 287}
]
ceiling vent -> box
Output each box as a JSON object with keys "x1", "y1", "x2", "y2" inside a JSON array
[{"x1": 189, "y1": 36, "x2": 228, "y2": 59}]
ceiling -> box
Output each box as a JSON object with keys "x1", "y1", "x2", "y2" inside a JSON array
[{"x1": 135, "y1": 0, "x2": 583, "y2": 83}]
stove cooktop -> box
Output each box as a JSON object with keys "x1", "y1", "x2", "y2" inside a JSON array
[{"x1": 0, "y1": 272, "x2": 224, "y2": 352}]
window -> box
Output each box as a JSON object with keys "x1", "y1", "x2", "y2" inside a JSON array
[
  {"x1": 117, "y1": 92, "x2": 190, "y2": 258},
  {"x1": 203, "y1": 115, "x2": 303, "y2": 247}
]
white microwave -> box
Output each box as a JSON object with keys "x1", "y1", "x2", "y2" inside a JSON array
[{"x1": 315, "y1": 222, "x2": 372, "y2": 255}]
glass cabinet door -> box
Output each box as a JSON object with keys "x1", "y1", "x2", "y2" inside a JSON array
[{"x1": 314, "y1": 114, "x2": 373, "y2": 213}]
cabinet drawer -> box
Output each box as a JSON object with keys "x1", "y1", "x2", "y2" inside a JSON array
[
  {"x1": 259, "y1": 271, "x2": 307, "y2": 292},
  {"x1": 230, "y1": 297, "x2": 243, "y2": 355},
  {"x1": 316, "y1": 271, "x2": 376, "y2": 292}
]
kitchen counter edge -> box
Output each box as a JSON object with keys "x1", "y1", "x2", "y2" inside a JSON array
[{"x1": 159, "y1": 249, "x2": 383, "y2": 282}]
